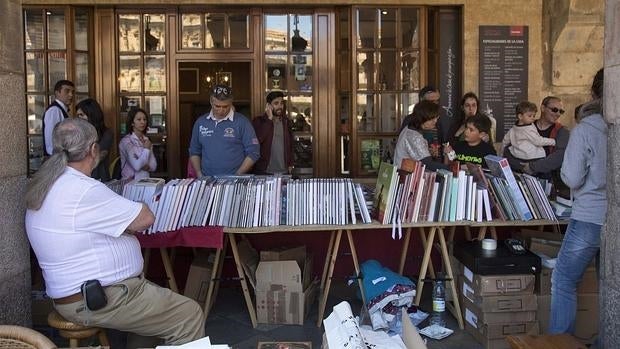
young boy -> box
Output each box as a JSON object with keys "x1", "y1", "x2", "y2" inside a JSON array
[
  {"x1": 447, "y1": 114, "x2": 497, "y2": 168},
  {"x1": 501, "y1": 101, "x2": 555, "y2": 165}
]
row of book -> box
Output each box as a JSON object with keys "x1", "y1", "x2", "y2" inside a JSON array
[
  {"x1": 373, "y1": 155, "x2": 557, "y2": 225},
  {"x1": 109, "y1": 176, "x2": 374, "y2": 233}
]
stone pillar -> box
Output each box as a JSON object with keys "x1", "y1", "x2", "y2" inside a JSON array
[
  {"x1": 601, "y1": 0, "x2": 620, "y2": 346},
  {"x1": 0, "y1": 0, "x2": 30, "y2": 326}
]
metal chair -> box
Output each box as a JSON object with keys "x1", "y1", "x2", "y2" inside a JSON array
[{"x1": 0, "y1": 325, "x2": 56, "y2": 349}]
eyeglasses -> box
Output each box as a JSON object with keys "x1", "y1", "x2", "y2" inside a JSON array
[
  {"x1": 212, "y1": 85, "x2": 231, "y2": 98},
  {"x1": 546, "y1": 106, "x2": 565, "y2": 115}
]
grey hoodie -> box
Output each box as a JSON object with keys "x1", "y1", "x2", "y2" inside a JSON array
[{"x1": 560, "y1": 100, "x2": 607, "y2": 225}]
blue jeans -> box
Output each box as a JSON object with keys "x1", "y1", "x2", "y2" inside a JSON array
[{"x1": 549, "y1": 219, "x2": 601, "y2": 334}]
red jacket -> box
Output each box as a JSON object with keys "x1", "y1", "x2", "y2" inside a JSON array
[{"x1": 251, "y1": 113, "x2": 294, "y2": 174}]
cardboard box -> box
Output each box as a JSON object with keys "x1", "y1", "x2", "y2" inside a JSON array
[
  {"x1": 465, "y1": 322, "x2": 537, "y2": 349},
  {"x1": 461, "y1": 280, "x2": 538, "y2": 313},
  {"x1": 462, "y1": 297, "x2": 537, "y2": 325},
  {"x1": 514, "y1": 229, "x2": 563, "y2": 245},
  {"x1": 183, "y1": 252, "x2": 214, "y2": 303},
  {"x1": 260, "y1": 245, "x2": 306, "y2": 264},
  {"x1": 256, "y1": 246, "x2": 316, "y2": 325},
  {"x1": 257, "y1": 342, "x2": 312, "y2": 349},
  {"x1": 536, "y1": 267, "x2": 598, "y2": 295},
  {"x1": 460, "y1": 268, "x2": 535, "y2": 296},
  {"x1": 537, "y1": 294, "x2": 598, "y2": 344}
]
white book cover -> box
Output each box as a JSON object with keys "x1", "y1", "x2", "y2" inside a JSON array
[
  {"x1": 427, "y1": 182, "x2": 440, "y2": 222},
  {"x1": 347, "y1": 180, "x2": 357, "y2": 225},
  {"x1": 482, "y1": 188, "x2": 493, "y2": 221},
  {"x1": 470, "y1": 181, "x2": 477, "y2": 221},
  {"x1": 412, "y1": 178, "x2": 425, "y2": 223},
  {"x1": 159, "y1": 179, "x2": 180, "y2": 233},
  {"x1": 456, "y1": 170, "x2": 466, "y2": 221},
  {"x1": 152, "y1": 181, "x2": 173, "y2": 233},
  {"x1": 253, "y1": 182, "x2": 263, "y2": 227},
  {"x1": 167, "y1": 179, "x2": 190, "y2": 231},
  {"x1": 191, "y1": 180, "x2": 209, "y2": 226},
  {"x1": 476, "y1": 188, "x2": 484, "y2": 222},
  {"x1": 180, "y1": 180, "x2": 198, "y2": 227}
]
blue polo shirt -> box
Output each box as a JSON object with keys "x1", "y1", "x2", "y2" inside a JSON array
[{"x1": 189, "y1": 111, "x2": 260, "y2": 176}]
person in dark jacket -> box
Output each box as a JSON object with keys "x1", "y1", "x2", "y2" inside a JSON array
[{"x1": 252, "y1": 91, "x2": 294, "y2": 174}]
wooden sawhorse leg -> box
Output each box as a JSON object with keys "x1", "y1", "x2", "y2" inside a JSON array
[
  {"x1": 476, "y1": 226, "x2": 498, "y2": 240},
  {"x1": 160, "y1": 248, "x2": 179, "y2": 293},
  {"x1": 317, "y1": 229, "x2": 342, "y2": 327},
  {"x1": 414, "y1": 227, "x2": 437, "y2": 307},
  {"x1": 228, "y1": 233, "x2": 258, "y2": 328},
  {"x1": 203, "y1": 234, "x2": 229, "y2": 319},
  {"x1": 397, "y1": 227, "x2": 435, "y2": 278}
]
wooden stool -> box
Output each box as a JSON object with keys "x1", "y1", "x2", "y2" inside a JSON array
[
  {"x1": 506, "y1": 334, "x2": 587, "y2": 349},
  {"x1": 47, "y1": 310, "x2": 109, "y2": 348}
]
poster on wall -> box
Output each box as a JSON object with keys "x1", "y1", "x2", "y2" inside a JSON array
[{"x1": 479, "y1": 25, "x2": 529, "y2": 142}]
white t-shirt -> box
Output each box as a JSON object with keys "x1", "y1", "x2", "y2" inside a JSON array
[{"x1": 26, "y1": 167, "x2": 144, "y2": 298}]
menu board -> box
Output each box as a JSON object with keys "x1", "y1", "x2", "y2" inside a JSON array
[{"x1": 479, "y1": 26, "x2": 529, "y2": 141}]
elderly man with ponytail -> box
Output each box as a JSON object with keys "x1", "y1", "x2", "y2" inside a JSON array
[{"x1": 25, "y1": 118, "x2": 205, "y2": 345}]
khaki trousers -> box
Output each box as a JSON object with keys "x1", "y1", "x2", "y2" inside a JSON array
[{"x1": 54, "y1": 276, "x2": 205, "y2": 345}]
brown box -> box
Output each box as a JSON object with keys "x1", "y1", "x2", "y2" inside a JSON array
[
  {"x1": 183, "y1": 252, "x2": 214, "y2": 303},
  {"x1": 257, "y1": 341, "x2": 312, "y2": 349},
  {"x1": 463, "y1": 297, "x2": 537, "y2": 325},
  {"x1": 537, "y1": 294, "x2": 598, "y2": 344},
  {"x1": 260, "y1": 245, "x2": 306, "y2": 265},
  {"x1": 465, "y1": 322, "x2": 538, "y2": 349},
  {"x1": 256, "y1": 246, "x2": 317, "y2": 325},
  {"x1": 529, "y1": 239, "x2": 562, "y2": 259},
  {"x1": 461, "y1": 280, "x2": 538, "y2": 313},
  {"x1": 514, "y1": 229, "x2": 563, "y2": 245},
  {"x1": 536, "y1": 267, "x2": 598, "y2": 295},
  {"x1": 460, "y1": 268, "x2": 535, "y2": 297}
]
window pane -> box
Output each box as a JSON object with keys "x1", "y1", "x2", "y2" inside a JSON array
[
  {"x1": 360, "y1": 137, "x2": 396, "y2": 173},
  {"x1": 379, "y1": 93, "x2": 397, "y2": 132},
  {"x1": 289, "y1": 54, "x2": 312, "y2": 92},
  {"x1": 74, "y1": 53, "x2": 89, "y2": 93},
  {"x1": 356, "y1": 52, "x2": 374, "y2": 90},
  {"x1": 181, "y1": 14, "x2": 203, "y2": 49},
  {"x1": 119, "y1": 15, "x2": 141, "y2": 53},
  {"x1": 145, "y1": 55, "x2": 166, "y2": 92},
  {"x1": 401, "y1": 92, "x2": 418, "y2": 120},
  {"x1": 119, "y1": 55, "x2": 142, "y2": 93},
  {"x1": 26, "y1": 52, "x2": 45, "y2": 92},
  {"x1": 229, "y1": 14, "x2": 249, "y2": 48},
  {"x1": 266, "y1": 54, "x2": 287, "y2": 90},
  {"x1": 24, "y1": 10, "x2": 44, "y2": 50},
  {"x1": 48, "y1": 52, "x2": 66, "y2": 91},
  {"x1": 27, "y1": 95, "x2": 46, "y2": 135},
  {"x1": 401, "y1": 51, "x2": 420, "y2": 91},
  {"x1": 265, "y1": 15, "x2": 287, "y2": 52},
  {"x1": 292, "y1": 135, "x2": 313, "y2": 170},
  {"x1": 74, "y1": 9, "x2": 89, "y2": 51},
  {"x1": 379, "y1": 8, "x2": 396, "y2": 48},
  {"x1": 339, "y1": 52, "x2": 351, "y2": 91},
  {"x1": 120, "y1": 96, "x2": 141, "y2": 134},
  {"x1": 338, "y1": 8, "x2": 349, "y2": 50},
  {"x1": 47, "y1": 10, "x2": 66, "y2": 50},
  {"x1": 28, "y1": 136, "x2": 44, "y2": 174},
  {"x1": 401, "y1": 8, "x2": 420, "y2": 49},
  {"x1": 206, "y1": 13, "x2": 226, "y2": 48},
  {"x1": 356, "y1": 8, "x2": 375, "y2": 49},
  {"x1": 289, "y1": 94, "x2": 312, "y2": 133},
  {"x1": 356, "y1": 93, "x2": 375, "y2": 132},
  {"x1": 290, "y1": 14, "x2": 311, "y2": 53},
  {"x1": 378, "y1": 51, "x2": 397, "y2": 90},
  {"x1": 144, "y1": 14, "x2": 165, "y2": 52},
  {"x1": 145, "y1": 96, "x2": 166, "y2": 131}
]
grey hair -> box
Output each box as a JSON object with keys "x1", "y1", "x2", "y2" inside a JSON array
[{"x1": 26, "y1": 118, "x2": 98, "y2": 210}]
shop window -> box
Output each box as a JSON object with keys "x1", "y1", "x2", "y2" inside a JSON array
[
  {"x1": 180, "y1": 12, "x2": 249, "y2": 50},
  {"x1": 339, "y1": 6, "x2": 422, "y2": 177},
  {"x1": 264, "y1": 13, "x2": 313, "y2": 176},
  {"x1": 23, "y1": 7, "x2": 92, "y2": 175},
  {"x1": 117, "y1": 13, "x2": 168, "y2": 177}
]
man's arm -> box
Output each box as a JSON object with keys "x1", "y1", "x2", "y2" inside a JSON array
[
  {"x1": 529, "y1": 127, "x2": 569, "y2": 174},
  {"x1": 190, "y1": 155, "x2": 202, "y2": 178},
  {"x1": 236, "y1": 156, "x2": 256, "y2": 175},
  {"x1": 126, "y1": 203, "x2": 155, "y2": 232}
]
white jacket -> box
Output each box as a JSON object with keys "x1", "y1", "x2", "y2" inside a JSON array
[{"x1": 502, "y1": 123, "x2": 555, "y2": 160}]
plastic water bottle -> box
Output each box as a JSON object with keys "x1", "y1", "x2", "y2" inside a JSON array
[{"x1": 429, "y1": 275, "x2": 446, "y2": 327}]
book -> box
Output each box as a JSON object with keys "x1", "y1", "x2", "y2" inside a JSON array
[
  {"x1": 374, "y1": 162, "x2": 399, "y2": 224},
  {"x1": 485, "y1": 155, "x2": 533, "y2": 221}
]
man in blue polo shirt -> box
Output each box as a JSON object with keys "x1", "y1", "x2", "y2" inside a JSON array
[{"x1": 189, "y1": 85, "x2": 260, "y2": 176}]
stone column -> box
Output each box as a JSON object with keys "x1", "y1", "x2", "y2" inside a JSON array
[
  {"x1": 601, "y1": 0, "x2": 620, "y2": 346},
  {"x1": 0, "y1": 0, "x2": 30, "y2": 326}
]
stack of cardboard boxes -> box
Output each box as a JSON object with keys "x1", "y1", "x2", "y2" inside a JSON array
[
  {"x1": 454, "y1": 241, "x2": 541, "y2": 349},
  {"x1": 518, "y1": 229, "x2": 599, "y2": 344}
]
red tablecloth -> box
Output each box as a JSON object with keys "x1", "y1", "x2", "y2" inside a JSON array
[{"x1": 136, "y1": 226, "x2": 224, "y2": 249}]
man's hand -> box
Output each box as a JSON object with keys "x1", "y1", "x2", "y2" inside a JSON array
[{"x1": 265, "y1": 104, "x2": 274, "y2": 120}]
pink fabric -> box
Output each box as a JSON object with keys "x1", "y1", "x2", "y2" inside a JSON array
[{"x1": 136, "y1": 226, "x2": 223, "y2": 249}]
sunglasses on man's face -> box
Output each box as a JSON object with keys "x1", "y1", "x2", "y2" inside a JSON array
[
  {"x1": 212, "y1": 86, "x2": 231, "y2": 98},
  {"x1": 546, "y1": 106, "x2": 565, "y2": 115}
]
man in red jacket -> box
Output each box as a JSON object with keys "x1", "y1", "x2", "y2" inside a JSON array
[{"x1": 252, "y1": 91, "x2": 294, "y2": 174}]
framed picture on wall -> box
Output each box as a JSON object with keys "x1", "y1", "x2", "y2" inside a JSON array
[{"x1": 179, "y1": 68, "x2": 199, "y2": 94}]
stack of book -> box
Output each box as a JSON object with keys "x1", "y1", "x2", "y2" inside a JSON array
[{"x1": 372, "y1": 156, "x2": 557, "y2": 225}]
